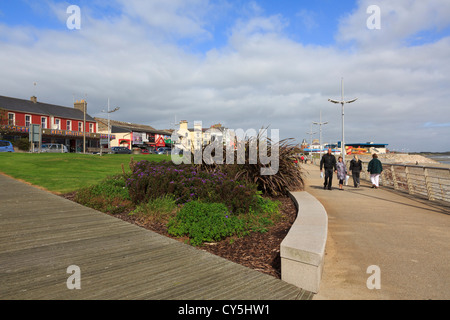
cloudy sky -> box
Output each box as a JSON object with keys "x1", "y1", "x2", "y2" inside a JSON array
[{"x1": 1, "y1": 0, "x2": 449, "y2": 152}]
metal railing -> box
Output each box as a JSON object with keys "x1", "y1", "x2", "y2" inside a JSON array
[{"x1": 346, "y1": 161, "x2": 450, "y2": 203}]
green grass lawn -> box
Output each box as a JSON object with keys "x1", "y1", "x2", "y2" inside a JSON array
[{"x1": 0, "y1": 153, "x2": 168, "y2": 194}]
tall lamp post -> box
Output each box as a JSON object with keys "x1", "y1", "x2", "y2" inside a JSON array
[
  {"x1": 101, "y1": 98, "x2": 120, "y2": 150},
  {"x1": 83, "y1": 99, "x2": 86, "y2": 154},
  {"x1": 306, "y1": 123, "x2": 317, "y2": 164},
  {"x1": 328, "y1": 78, "x2": 358, "y2": 163},
  {"x1": 313, "y1": 110, "x2": 328, "y2": 161}
]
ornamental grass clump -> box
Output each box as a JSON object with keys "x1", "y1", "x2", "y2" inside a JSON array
[{"x1": 193, "y1": 134, "x2": 305, "y2": 196}]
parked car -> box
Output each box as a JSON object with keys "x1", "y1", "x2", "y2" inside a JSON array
[
  {"x1": 157, "y1": 147, "x2": 172, "y2": 155},
  {"x1": 41, "y1": 144, "x2": 69, "y2": 153},
  {"x1": 135, "y1": 146, "x2": 154, "y2": 154},
  {"x1": 140, "y1": 148, "x2": 158, "y2": 155},
  {"x1": 111, "y1": 146, "x2": 132, "y2": 154},
  {"x1": 0, "y1": 140, "x2": 15, "y2": 152}
]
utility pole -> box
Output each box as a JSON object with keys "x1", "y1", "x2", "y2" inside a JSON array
[{"x1": 328, "y1": 78, "x2": 358, "y2": 163}]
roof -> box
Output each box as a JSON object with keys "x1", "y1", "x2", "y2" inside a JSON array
[
  {"x1": 347, "y1": 143, "x2": 389, "y2": 147},
  {"x1": 304, "y1": 148, "x2": 340, "y2": 152},
  {"x1": 95, "y1": 117, "x2": 171, "y2": 135},
  {"x1": 0, "y1": 95, "x2": 95, "y2": 122}
]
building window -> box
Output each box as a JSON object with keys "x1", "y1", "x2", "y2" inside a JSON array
[
  {"x1": 67, "y1": 120, "x2": 72, "y2": 131},
  {"x1": 89, "y1": 123, "x2": 94, "y2": 133},
  {"x1": 55, "y1": 118, "x2": 61, "y2": 130},
  {"x1": 41, "y1": 117, "x2": 47, "y2": 129},
  {"x1": 8, "y1": 113, "x2": 15, "y2": 126},
  {"x1": 78, "y1": 122, "x2": 83, "y2": 132},
  {"x1": 25, "y1": 115, "x2": 31, "y2": 127}
]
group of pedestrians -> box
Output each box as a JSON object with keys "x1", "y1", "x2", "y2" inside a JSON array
[{"x1": 319, "y1": 148, "x2": 383, "y2": 190}]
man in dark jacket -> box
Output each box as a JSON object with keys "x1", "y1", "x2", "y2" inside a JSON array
[
  {"x1": 349, "y1": 155, "x2": 363, "y2": 188},
  {"x1": 320, "y1": 148, "x2": 337, "y2": 190}
]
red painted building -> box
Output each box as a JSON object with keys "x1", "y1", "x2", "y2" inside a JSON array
[{"x1": 0, "y1": 95, "x2": 102, "y2": 152}]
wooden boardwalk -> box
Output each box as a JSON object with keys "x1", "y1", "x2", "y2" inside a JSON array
[{"x1": 0, "y1": 174, "x2": 312, "y2": 300}]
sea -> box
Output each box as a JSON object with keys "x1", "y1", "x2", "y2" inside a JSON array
[{"x1": 425, "y1": 154, "x2": 450, "y2": 165}]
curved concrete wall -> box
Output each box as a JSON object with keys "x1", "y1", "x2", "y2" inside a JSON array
[{"x1": 280, "y1": 191, "x2": 328, "y2": 293}]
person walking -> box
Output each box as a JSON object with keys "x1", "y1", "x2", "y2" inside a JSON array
[
  {"x1": 336, "y1": 156, "x2": 347, "y2": 190},
  {"x1": 368, "y1": 153, "x2": 383, "y2": 188},
  {"x1": 320, "y1": 148, "x2": 337, "y2": 190},
  {"x1": 349, "y1": 155, "x2": 363, "y2": 188}
]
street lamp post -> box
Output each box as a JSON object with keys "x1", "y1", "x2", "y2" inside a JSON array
[
  {"x1": 101, "y1": 98, "x2": 120, "y2": 150},
  {"x1": 83, "y1": 100, "x2": 86, "y2": 154},
  {"x1": 313, "y1": 110, "x2": 328, "y2": 161},
  {"x1": 328, "y1": 78, "x2": 358, "y2": 163},
  {"x1": 306, "y1": 123, "x2": 317, "y2": 164}
]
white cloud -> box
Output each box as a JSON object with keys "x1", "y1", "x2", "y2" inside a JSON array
[
  {"x1": 115, "y1": 0, "x2": 213, "y2": 41},
  {"x1": 337, "y1": 0, "x2": 450, "y2": 48},
  {"x1": 0, "y1": 0, "x2": 449, "y2": 152}
]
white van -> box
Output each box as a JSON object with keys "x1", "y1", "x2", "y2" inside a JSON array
[{"x1": 41, "y1": 144, "x2": 69, "y2": 153}]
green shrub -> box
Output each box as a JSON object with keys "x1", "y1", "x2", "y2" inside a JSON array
[
  {"x1": 244, "y1": 195, "x2": 282, "y2": 233},
  {"x1": 74, "y1": 174, "x2": 132, "y2": 214},
  {"x1": 167, "y1": 201, "x2": 248, "y2": 246},
  {"x1": 12, "y1": 137, "x2": 30, "y2": 151}
]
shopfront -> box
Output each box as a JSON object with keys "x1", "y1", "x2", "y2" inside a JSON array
[
  {"x1": 1, "y1": 125, "x2": 102, "y2": 152},
  {"x1": 41, "y1": 129, "x2": 101, "y2": 152}
]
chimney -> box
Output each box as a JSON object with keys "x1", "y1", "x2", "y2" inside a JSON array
[
  {"x1": 30, "y1": 96, "x2": 37, "y2": 104},
  {"x1": 179, "y1": 120, "x2": 188, "y2": 131},
  {"x1": 74, "y1": 100, "x2": 87, "y2": 113}
]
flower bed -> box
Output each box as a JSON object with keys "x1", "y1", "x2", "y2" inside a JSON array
[
  {"x1": 74, "y1": 160, "x2": 284, "y2": 247},
  {"x1": 69, "y1": 153, "x2": 305, "y2": 277}
]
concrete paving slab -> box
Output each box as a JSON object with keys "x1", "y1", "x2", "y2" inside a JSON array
[{"x1": 302, "y1": 164, "x2": 450, "y2": 300}]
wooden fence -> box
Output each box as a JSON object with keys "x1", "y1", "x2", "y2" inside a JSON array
[{"x1": 347, "y1": 161, "x2": 450, "y2": 203}]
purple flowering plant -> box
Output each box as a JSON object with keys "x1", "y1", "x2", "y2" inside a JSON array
[{"x1": 126, "y1": 160, "x2": 259, "y2": 215}]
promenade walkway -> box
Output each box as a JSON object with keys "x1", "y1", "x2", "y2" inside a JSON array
[
  {"x1": 0, "y1": 173, "x2": 312, "y2": 300},
  {"x1": 302, "y1": 164, "x2": 450, "y2": 300}
]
